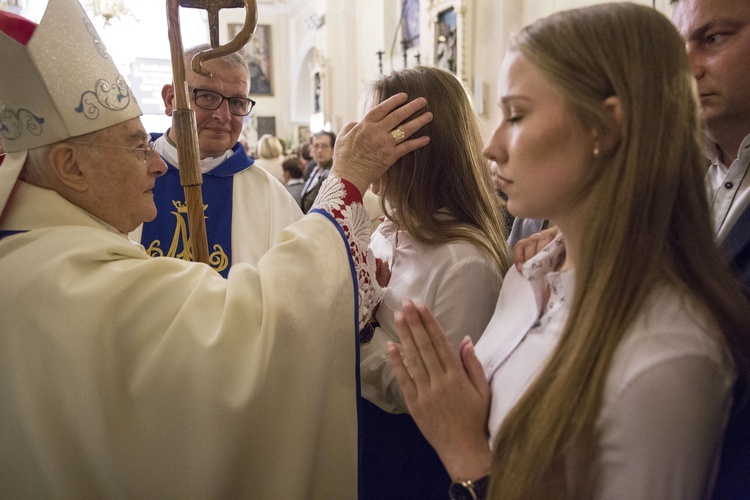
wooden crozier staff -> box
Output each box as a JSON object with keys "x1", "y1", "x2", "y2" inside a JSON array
[{"x1": 165, "y1": 0, "x2": 258, "y2": 264}]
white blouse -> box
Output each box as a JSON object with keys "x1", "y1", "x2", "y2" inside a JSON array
[
  {"x1": 476, "y1": 234, "x2": 736, "y2": 498},
  {"x1": 360, "y1": 218, "x2": 503, "y2": 413}
]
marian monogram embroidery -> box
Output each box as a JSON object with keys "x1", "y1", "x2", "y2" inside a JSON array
[{"x1": 145, "y1": 199, "x2": 229, "y2": 273}]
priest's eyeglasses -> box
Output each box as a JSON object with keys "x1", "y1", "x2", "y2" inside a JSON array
[
  {"x1": 67, "y1": 140, "x2": 157, "y2": 163},
  {"x1": 191, "y1": 88, "x2": 256, "y2": 116}
]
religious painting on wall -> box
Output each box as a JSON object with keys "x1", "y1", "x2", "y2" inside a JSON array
[
  {"x1": 298, "y1": 125, "x2": 311, "y2": 146},
  {"x1": 402, "y1": 0, "x2": 420, "y2": 49},
  {"x1": 229, "y1": 23, "x2": 273, "y2": 96},
  {"x1": 257, "y1": 116, "x2": 276, "y2": 137},
  {"x1": 434, "y1": 7, "x2": 457, "y2": 74},
  {"x1": 313, "y1": 71, "x2": 322, "y2": 114}
]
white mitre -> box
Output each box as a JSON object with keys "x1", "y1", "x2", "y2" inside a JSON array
[{"x1": 0, "y1": 0, "x2": 142, "y2": 212}]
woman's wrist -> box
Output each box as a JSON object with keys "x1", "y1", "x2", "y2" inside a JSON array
[{"x1": 442, "y1": 442, "x2": 492, "y2": 484}]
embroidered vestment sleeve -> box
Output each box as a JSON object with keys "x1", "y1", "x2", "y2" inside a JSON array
[{"x1": 312, "y1": 175, "x2": 383, "y2": 335}]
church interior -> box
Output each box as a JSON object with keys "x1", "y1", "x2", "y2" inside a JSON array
[
  {"x1": 0, "y1": 0, "x2": 673, "y2": 150},
  {"x1": 221, "y1": 0, "x2": 673, "y2": 148}
]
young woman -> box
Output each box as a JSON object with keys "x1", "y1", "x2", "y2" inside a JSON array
[
  {"x1": 388, "y1": 4, "x2": 750, "y2": 499},
  {"x1": 359, "y1": 66, "x2": 512, "y2": 499}
]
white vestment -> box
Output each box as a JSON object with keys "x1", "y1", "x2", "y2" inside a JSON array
[{"x1": 0, "y1": 180, "x2": 363, "y2": 498}]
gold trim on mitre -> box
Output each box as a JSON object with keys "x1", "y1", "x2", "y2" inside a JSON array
[{"x1": 0, "y1": 0, "x2": 142, "y2": 154}]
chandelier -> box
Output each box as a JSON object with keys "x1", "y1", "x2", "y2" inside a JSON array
[{"x1": 82, "y1": 0, "x2": 135, "y2": 26}]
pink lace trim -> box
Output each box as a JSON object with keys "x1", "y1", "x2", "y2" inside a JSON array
[{"x1": 313, "y1": 176, "x2": 383, "y2": 337}]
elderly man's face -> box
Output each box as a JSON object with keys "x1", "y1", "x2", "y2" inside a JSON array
[
  {"x1": 673, "y1": 0, "x2": 750, "y2": 135},
  {"x1": 73, "y1": 118, "x2": 167, "y2": 233}
]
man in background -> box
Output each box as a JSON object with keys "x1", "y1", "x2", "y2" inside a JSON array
[
  {"x1": 672, "y1": 1, "x2": 750, "y2": 496},
  {"x1": 300, "y1": 130, "x2": 336, "y2": 212},
  {"x1": 672, "y1": 0, "x2": 750, "y2": 286}
]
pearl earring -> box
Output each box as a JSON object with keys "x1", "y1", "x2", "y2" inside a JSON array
[{"x1": 593, "y1": 141, "x2": 600, "y2": 157}]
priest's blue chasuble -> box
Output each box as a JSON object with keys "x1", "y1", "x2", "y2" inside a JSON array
[{"x1": 141, "y1": 136, "x2": 253, "y2": 278}]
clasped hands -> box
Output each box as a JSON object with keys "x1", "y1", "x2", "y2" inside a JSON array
[{"x1": 387, "y1": 300, "x2": 493, "y2": 482}]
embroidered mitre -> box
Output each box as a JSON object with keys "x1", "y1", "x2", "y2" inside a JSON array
[{"x1": 0, "y1": 0, "x2": 142, "y2": 154}]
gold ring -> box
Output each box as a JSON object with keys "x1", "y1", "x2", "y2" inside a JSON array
[{"x1": 390, "y1": 127, "x2": 406, "y2": 144}]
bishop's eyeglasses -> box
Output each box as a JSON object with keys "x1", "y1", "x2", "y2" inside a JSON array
[
  {"x1": 66, "y1": 140, "x2": 157, "y2": 163},
  {"x1": 191, "y1": 88, "x2": 256, "y2": 116}
]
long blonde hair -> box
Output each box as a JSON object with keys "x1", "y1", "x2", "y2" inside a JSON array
[
  {"x1": 369, "y1": 66, "x2": 512, "y2": 273},
  {"x1": 489, "y1": 4, "x2": 750, "y2": 498}
]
